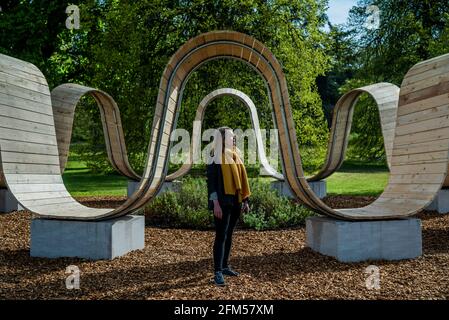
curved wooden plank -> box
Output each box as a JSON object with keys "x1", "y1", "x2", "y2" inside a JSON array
[
  {"x1": 0, "y1": 54, "x2": 112, "y2": 219},
  {"x1": 1, "y1": 32, "x2": 449, "y2": 221},
  {"x1": 109, "y1": 31, "x2": 449, "y2": 220},
  {"x1": 166, "y1": 88, "x2": 283, "y2": 181},
  {"x1": 308, "y1": 83, "x2": 400, "y2": 182},
  {"x1": 51, "y1": 83, "x2": 139, "y2": 180},
  {"x1": 339, "y1": 53, "x2": 449, "y2": 219}
]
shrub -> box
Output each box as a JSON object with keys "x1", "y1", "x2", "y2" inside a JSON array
[
  {"x1": 144, "y1": 177, "x2": 213, "y2": 230},
  {"x1": 144, "y1": 177, "x2": 313, "y2": 231},
  {"x1": 242, "y1": 178, "x2": 313, "y2": 231},
  {"x1": 299, "y1": 146, "x2": 328, "y2": 175}
]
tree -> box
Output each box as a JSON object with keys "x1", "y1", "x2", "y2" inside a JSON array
[
  {"x1": 0, "y1": 0, "x2": 81, "y2": 87},
  {"x1": 74, "y1": 0, "x2": 331, "y2": 173},
  {"x1": 317, "y1": 25, "x2": 358, "y2": 127},
  {"x1": 337, "y1": 0, "x2": 449, "y2": 162},
  {"x1": 1, "y1": 0, "x2": 331, "y2": 173}
]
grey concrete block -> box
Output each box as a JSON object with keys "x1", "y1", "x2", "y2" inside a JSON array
[
  {"x1": 127, "y1": 180, "x2": 181, "y2": 198},
  {"x1": 271, "y1": 180, "x2": 327, "y2": 199},
  {"x1": 306, "y1": 216, "x2": 422, "y2": 263},
  {"x1": 30, "y1": 215, "x2": 145, "y2": 260},
  {"x1": 0, "y1": 188, "x2": 24, "y2": 213},
  {"x1": 426, "y1": 189, "x2": 449, "y2": 214}
]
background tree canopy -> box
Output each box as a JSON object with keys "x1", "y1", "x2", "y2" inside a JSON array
[
  {"x1": 1, "y1": 0, "x2": 331, "y2": 174},
  {"x1": 330, "y1": 0, "x2": 449, "y2": 162},
  {"x1": 1, "y1": 0, "x2": 448, "y2": 172}
]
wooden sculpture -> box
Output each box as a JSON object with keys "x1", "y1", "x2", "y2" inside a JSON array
[
  {"x1": 167, "y1": 85, "x2": 399, "y2": 182},
  {"x1": 51, "y1": 83, "x2": 399, "y2": 183},
  {"x1": 51, "y1": 83, "x2": 139, "y2": 180},
  {"x1": 166, "y1": 88, "x2": 284, "y2": 181},
  {"x1": 1, "y1": 30, "x2": 448, "y2": 221},
  {"x1": 309, "y1": 83, "x2": 399, "y2": 182}
]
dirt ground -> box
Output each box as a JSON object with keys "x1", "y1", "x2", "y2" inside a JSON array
[{"x1": 1, "y1": 195, "x2": 448, "y2": 300}]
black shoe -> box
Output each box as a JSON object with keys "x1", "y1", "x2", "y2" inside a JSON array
[
  {"x1": 222, "y1": 267, "x2": 239, "y2": 277},
  {"x1": 214, "y1": 271, "x2": 225, "y2": 286}
]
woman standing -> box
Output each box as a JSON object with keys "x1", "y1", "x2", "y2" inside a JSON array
[{"x1": 207, "y1": 127, "x2": 251, "y2": 286}]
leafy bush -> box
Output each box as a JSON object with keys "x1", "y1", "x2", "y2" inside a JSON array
[
  {"x1": 242, "y1": 178, "x2": 313, "y2": 231},
  {"x1": 299, "y1": 146, "x2": 328, "y2": 174},
  {"x1": 144, "y1": 177, "x2": 313, "y2": 231},
  {"x1": 144, "y1": 177, "x2": 212, "y2": 230}
]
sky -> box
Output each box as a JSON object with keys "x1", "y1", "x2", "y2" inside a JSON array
[{"x1": 327, "y1": 0, "x2": 358, "y2": 25}]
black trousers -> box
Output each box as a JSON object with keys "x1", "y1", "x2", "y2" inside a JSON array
[{"x1": 213, "y1": 199, "x2": 241, "y2": 272}]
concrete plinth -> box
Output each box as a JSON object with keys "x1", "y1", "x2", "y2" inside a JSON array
[
  {"x1": 426, "y1": 189, "x2": 449, "y2": 214},
  {"x1": 30, "y1": 215, "x2": 145, "y2": 260},
  {"x1": 0, "y1": 188, "x2": 24, "y2": 213},
  {"x1": 306, "y1": 216, "x2": 422, "y2": 263},
  {"x1": 271, "y1": 180, "x2": 327, "y2": 199},
  {"x1": 127, "y1": 180, "x2": 181, "y2": 198}
]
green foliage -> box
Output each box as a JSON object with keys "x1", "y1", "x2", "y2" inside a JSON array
[
  {"x1": 144, "y1": 177, "x2": 313, "y2": 230},
  {"x1": 339, "y1": 79, "x2": 387, "y2": 162},
  {"x1": 61, "y1": 156, "x2": 390, "y2": 197},
  {"x1": 299, "y1": 145, "x2": 327, "y2": 174},
  {"x1": 144, "y1": 177, "x2": 213, "y2": 230},
  {"x1": 2, "y1": 1, "x2": 331, "y2": 173},
  {"x1": 0, "y1": 0, "x2": 80, "y2": 87},
  {"x1": 321, "y1": 0, "x2": 449, "y2": 162},
  {"x1": 62, "y1": 154, "x2": 128, "y2": 197},
  {"x1": 29, "y1": 0, "x2": 331, "y2": 172},
  {"x1": 5, "y1": 1, "x2": 449, "y2": 171},
  {"x1": 429, "y1": 13, "x2": 449, "y2": 57},
  {"x1": 242, "y1": 179, "x2": 313, "y2": 231},
  {"x1": 348, "y1": 0, "x2": 449, "y2": 84}
]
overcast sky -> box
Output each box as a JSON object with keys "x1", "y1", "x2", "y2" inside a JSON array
[{"x1": 327, "y1": 0, "x2": 358, "y2": 25}]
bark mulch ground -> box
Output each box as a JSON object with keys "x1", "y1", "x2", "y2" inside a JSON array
[{"x1": 1, "y1": 195, "x2": 449, "y2": 300}]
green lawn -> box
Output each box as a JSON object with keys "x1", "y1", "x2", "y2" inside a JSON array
[
  {"x1": 327, "y1": 172, "x2": 388, "y2": 196},
  {"x1": 326, "y1": 160, "x2": 389, "y2": 196},
  {"x1": 62, "y1": 160, "x2": 128, "y2": 197},
  {"x1": 62, "y1": 159, "x2": 389, "y2": 197}
]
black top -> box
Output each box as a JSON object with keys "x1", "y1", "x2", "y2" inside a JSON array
[{"x1": 206, "y1": 163, "x2": 248, "y2": 210}]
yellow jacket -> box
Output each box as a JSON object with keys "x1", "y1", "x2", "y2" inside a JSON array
[{"x1": 220, "y1": 148, "x2": 251, "y2": 203}]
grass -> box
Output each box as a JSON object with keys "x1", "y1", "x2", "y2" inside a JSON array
[
  {"x1": 326, "y1": 160, "x2": 389, "y2": 196},
  {"x1": 62, "y1": 158, "x2": 389, "y2": 197},
  {"x1": 327, "y1": 172, "x2": 388, "y2": 196},
  {"x1": 62, "y1": 159, "x2": 127, "y2": 197}
]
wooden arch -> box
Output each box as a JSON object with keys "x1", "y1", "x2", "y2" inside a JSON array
[
  {"x1": 51, "y1": 83, "x2": 139, "y2": 180},
  {"x1": 51, "y1": 84, "x2": 400, "y2": 185},
  {"x1": 1, "y1": 31, "x2": 449, "y2": 221},
  {"x1": 166, "y1": 87, "x2": 284, "y2": 181},
  {"x1": 167, "y1": 84, "x2": 400, "y2": 183},
  {"x1": 309, "y1": 83, "x2": 399, "y2": 182},
  {"x1": 51, "y1": 83, "x2": 399, "y2": 185}
]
